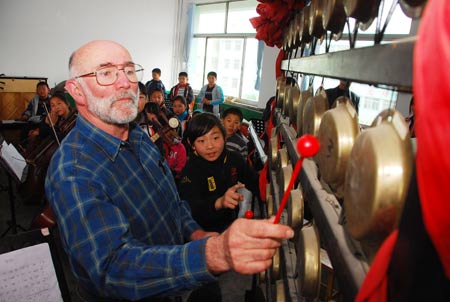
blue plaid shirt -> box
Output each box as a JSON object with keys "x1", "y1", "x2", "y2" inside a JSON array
[{"x1": 45, "y1": 115, "x2": 216, "y2": 300}]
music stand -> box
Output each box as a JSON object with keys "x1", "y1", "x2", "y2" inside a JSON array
[{"x1": 0, "y1": 136, "x2": 27, "y2": 237}]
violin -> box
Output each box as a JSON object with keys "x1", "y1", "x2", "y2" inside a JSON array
[
  {"x1": 20, "y1": 110, "x2": 77, "y2": 211},
  {"x1": 150, "y1": 116, "x2": 181, "y2": 146},
  {"x1": 142, "y1": 107, "x2": 181, "y2": 146}
]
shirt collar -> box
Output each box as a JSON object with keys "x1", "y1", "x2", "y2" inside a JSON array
[{"x1": 76, "y1": 114, "x2": 144, "y2": 161}]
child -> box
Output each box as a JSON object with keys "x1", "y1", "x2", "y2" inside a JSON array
[
  {"x1": 171, "y1": 95, "x2": 190, "y2": 138},
  {"x1": 142, "y1": 102, "x2": 186, "y2": 180},
  {"x1": 134, "y1": 82, "x2": 148, "y2": 124},
  {"x1": 145, "y1": 68, "x2": 166, "y2": 97},
  {"x1": 141, "y1": 102, "x2": 162, "y2": 140},
  {"x1": 24, "y1": 92, "x2": 76, "y2": 151},
  {"x1": 169, "y1": 72, "x2": 194, "y2": 107},
  {"x1": 178, "y1": 112, "x2": 258, "y2": 233},
  {"x1": 149, "y1": 88, "x2": 170, "y2": 117},
  {"x1": 222, "y1": 107, "x2": 249, "y2": 160},
  {"x1": 178, "y1": 112, "x2": 257, "y2": 301},
  {"x1": 196, "y1": 71, "x2": 224, "y2": 116}
]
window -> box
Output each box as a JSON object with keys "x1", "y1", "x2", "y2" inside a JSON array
[
  {"x1": 311, "y1": 0, "x2": 412, "y2": 126},
  {"x1": 188, "y1": 0, "x2": 260, "y2": 103}
]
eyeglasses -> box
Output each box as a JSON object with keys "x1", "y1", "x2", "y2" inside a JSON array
[{"x1": 74, "y1": 63, "x2": 144, "y2": 86}]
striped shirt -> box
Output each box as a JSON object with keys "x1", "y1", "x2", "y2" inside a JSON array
[
  {"x1": 226, "y1": 132, "x2": 249, "y2": 160},
  {"x1": 45, "y1": 114, "x2": 215, "y2": 301}
]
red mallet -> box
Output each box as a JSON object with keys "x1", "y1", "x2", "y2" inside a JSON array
[
  {"x1": 273, "y1": 134, "x2": 320, "y2": 224},
  {"x1": 245, "y1": 210, "x2": 254, "y2": 219}
]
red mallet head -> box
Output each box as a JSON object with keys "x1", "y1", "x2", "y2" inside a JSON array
[
  {"x1": 245, "y1": 210, "x2": 254, "y2": 219},
  {"x1": 297, "y1": 134, "x2": 320, "y2": 158}
]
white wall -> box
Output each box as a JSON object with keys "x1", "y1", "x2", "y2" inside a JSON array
[
  {"x1": 0, "y1": 0, "x2": 278, "y2": 109},
  {"x1": 258, "y1": 46, "x2": 278, "y2": 108},
  {"x1": 0, "y1": 0, "x2": 178, "y2": 88}
]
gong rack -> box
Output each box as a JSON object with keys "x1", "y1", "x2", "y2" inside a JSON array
[
  {"x1": 259, "y1": 1, "x2": 421, "y2": 300},
  {"x1": 258, "y1": 112, "x2": 369, "y2": 302},
  {"x1": 281, "y1": 37, "x2": 414, "y2": 92}
]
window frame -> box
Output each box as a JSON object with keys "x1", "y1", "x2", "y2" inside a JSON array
[{"x1": 189, "y1": 0, "x2": 260, "y2": 104}]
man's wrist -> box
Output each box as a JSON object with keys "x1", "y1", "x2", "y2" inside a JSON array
[{"x1": 205, "y1": 234, "x2": 230, "y2": 274}]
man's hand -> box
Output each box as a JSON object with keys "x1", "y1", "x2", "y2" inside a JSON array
[{"x1": 205, "y1": 218, "x2": 294, "y2": 275}]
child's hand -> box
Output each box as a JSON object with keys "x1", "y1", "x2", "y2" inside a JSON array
[
  {"x1": 215, "y1": 183, "x2": 246, "y2": 210},
  {"x1": 28, "y1": 128, "x2": 39, "y2": 137},
  {"x1": 46, "y1": 111, "x2": 59, "y2": 125}
]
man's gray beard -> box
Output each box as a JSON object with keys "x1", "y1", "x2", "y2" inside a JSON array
[{"x1": 78, "y1": 80, "x2": 138, "y2": 124}]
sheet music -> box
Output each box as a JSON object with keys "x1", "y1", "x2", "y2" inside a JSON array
[
  {"x1": 0, "y1": 243, "x2": 63, "y2": 302},
  {"x1": 0, "y1": 140, "x2": 26, "y2": 181}
]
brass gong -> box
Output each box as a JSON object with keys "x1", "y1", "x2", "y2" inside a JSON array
[
  {"x1": 288, "y1": 81, "x2": 301, "y2": 124},
  {"x1": 309, "y1": 0, "x2": 325, "y2": 39},
  {"x1": 289, "y1": 20, "x2": 297, "y2": 50},
  {"x1": 296, "y1": 223, "x2": 321, "y2": 300},
  {"x1": 274, "y1": 280, "x2": 286, "y2": 302},
  {"x1": 288, "y1": 186, "x2": 304, "y2": 230},
  {"x1": 277, "y1": 147, "x2": 290, "y2": 171},
  {"x1": 267, "y1": 194, "x2": 274, "y2": 218},
  {"x1": 283, "y1": 78, "x2": 295, "y2": 117},
  {"x1": 276, "y1": 78, "x2": 286, "y2": 109},
  {"x1": 279, "y1": 164, "x2": 293, "y2": 205},
  {"x1": 296, "y1": 87, "x2": 313, "y2": 136},
  {"x1": 399, "y1": 0, "x2": 427, "y2": 19},
  {"x1": 283, "y1": 79, "x2": 292, "y2": 117},
  {"x1": 344, "y1": 109, "x2": 413, "y2": 242},
  {"x1": 302, "y1": 87, "x2": 329, "y2": 137},
  {"x1": 268, "y1": 135, "x2": 279, "y2": 170},
  {"x1": 317, "y1": 97, "x2": 360, "y2": 198},
  {"x1": 271, "y1": 247, "x2": 281, "y2": 282},
  {"x1": 276, "y1": 147, "x2": 290, "y2": 189},
  {"x1": 258, "y1": 269, "x2": 266, "y2": 285},
  {"x1": 343, "y1": 0, "x2": 381, "y2": 27},
  {"x1": 282, "y1": 27, "x2": 290, "y2": 52},
  {"x1": 265, "y1": 183, "x2": 274, "y2": 217},
  {"x1": 300, "y1": 5, "x2": 313, "y2": 44},
  {"x1": 293, "y1": 12, "x2": 302, "y2": 48},
  {"x1": 322, "y1": 0, "x2": 346, "y2": 37}
]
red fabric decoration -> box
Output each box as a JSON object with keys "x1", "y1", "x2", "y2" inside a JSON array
[
  {"x1": 355, "y1": 231, "x2": 398, "y2": 302},
  {"x1": 357, "y1": 1, "x2": 450, "y2": 301},
  {"x1": 258, "y1": 162, "x2": 268, "y2": 202},
  {"x1": 250, "y1": 1, "x2": 305, "y2": 48},
  {"x1": 275, "y1": 49, "x2": 285, "y2": 79},
  {"x1": 414, "y1": 0, "x2": 450, "y2": 279}
]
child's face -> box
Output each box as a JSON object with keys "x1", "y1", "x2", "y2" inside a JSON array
[
  {"x1": 50, "y1": 97, "x2": 70, "y2": 117},
  {"x1": 152, "y1": 72, "x2": 160, "y2": 80},
  {"x1": 138, "y1": 93, "x2": 147, "y2": 112},
  {"x1": 178, "y1": 76, "x2": 188, "y2": 85},
  {"x1": 192, "y1": 125, "x2": 225, "y2": 162},
  {"x1": 146, "y1": 112, "x2": 158, "y2": 122},
  {"x1": 37, "y1": 84, "x2": 50, "y2": 99},
  {"x1": 172, "y1": 100, "x2": 187, "y2": 115},
  {"x1": 150, "y1": 91, "x2": 164, "y2": 105},
  {"x1": 222, "y1": 113, "x2": 242, "y2": 137},
  {"x1": 207, "y1": 75, "x2": 216, "y2": 86}
]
